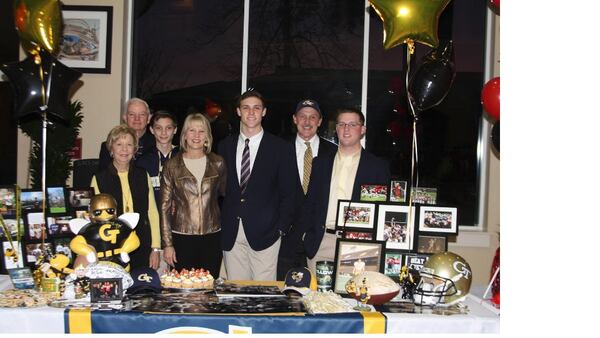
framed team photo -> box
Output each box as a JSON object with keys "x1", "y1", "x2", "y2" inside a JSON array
[
  {"x1": 417, "y1": 205, "x2": 458, "y2": 235},
  {"x1": 389, "y1": 180, "x2": 408, "y2": 203},
  {"x1": 416, "y1": 234, "x2": 447, "y2": 254},
  {"x1": 375, "y1": 204, "x2": 415, "y2": 251},
  {"x1": 410, "y1": 187, "x2": 437, "y2": 205},
  {"x1": 343, "y1": 231, "x2": 373, "y2": 241},
  {"x1": 332, "y1": 239, "x2": 384, "y2": 294},
  {"x1": 67, "y1": 188, "x2": 94, "y2": 209},
  {"x1": 335, "y1": 200, "x2": 376, "y2": 231},
  {"x1": 403, "y1": 253, "x2": 431, "y2": 272},
  {"x1": 46, "y1": 187, "x2": 67, "y2": 214},
  {"x1": 20, "y1": 189, "x2": 44, "y2": 210},
  {"x1": 359, "y1": 184, "x2": 388, "y2": 202}
]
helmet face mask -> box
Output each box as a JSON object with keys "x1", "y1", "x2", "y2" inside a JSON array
[{"x1": 413, "y1": 252, "x2": 472, "y2": 307}]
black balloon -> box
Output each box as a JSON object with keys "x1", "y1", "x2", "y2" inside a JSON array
[
  {"x1": 0, "y1": 50, "x2": 81, "y2": 122},
  {"x1": 491, "y1": 121, "x2": 500, "y2": 153},
  {"x1": 408, "y1": 40, "x2": 455, "y2": 114}
]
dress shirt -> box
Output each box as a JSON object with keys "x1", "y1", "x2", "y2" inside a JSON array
[
  {"x1": 325, "y1": 149, "x2": 361, "y2": 229},
  {"x1": 236, "y1": 130, "x2": 264, "y2": 185}
]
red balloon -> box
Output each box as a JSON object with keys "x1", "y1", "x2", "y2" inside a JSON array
[{"x1": 481, "y1": 77, "x2": 500, "y2": 120}]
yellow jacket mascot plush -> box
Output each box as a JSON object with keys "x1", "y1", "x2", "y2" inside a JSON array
[{"x1": 69, "y1": 194, "x2": 140, "y2": 271}]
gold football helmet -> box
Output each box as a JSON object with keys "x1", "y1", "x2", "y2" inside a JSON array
[
  {"x1": 90, "y1": 193, "x2": 118, "y2": 222},
  {"x1": 413, "y1": 251, "x2": 472, "y2": 306}
]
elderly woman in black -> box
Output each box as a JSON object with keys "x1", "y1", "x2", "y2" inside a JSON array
[
  {"x1": 160, "y1": 113, "x2": 226, "y2": 275},
  {"x1": 91, "y1": 124, "x2": 161, "y2": 270}
]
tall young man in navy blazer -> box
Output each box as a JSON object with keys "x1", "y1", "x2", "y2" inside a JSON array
[
  {"x1": 299, "y1": 107, "x2": 391, "y2": 275},
  {"x1": 276, "y1": 99, "x2": 337, "y2": 280},
  {"x1": 218, "y1": 90, "x2": 296, "y2": 281}
]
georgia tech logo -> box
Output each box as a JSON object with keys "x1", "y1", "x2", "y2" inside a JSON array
[
  {"x1": 99, "y1": 223, "x2": 120, "y2": 244},
  {"x1": 138, "y1": 273, "x2": 153, "y2": 283},
  {"x1": 453, "y1": 261, "x2": 472, "y2": 279},
  {"x1": 291, "y1": 271, "x2": 304, "y2": 282}
]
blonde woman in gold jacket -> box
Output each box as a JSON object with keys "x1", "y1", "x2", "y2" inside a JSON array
[{"x1": 160, "y1": 113, "x2": 226, "y2": 275}]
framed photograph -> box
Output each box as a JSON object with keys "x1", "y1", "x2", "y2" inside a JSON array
[
  {"x1": 73, "y1": 209, "x2": 91, "y2": 222},
  {"x1": 359, "y1": 184, "x2": 388, "y2": 202},
  {"x1": 25, "y1": 242, "x2": 53, "y2": 264},
  {"x1": 335, "y1": 200, "x2": 376, "y2": 231},
  {"x1": 389, "y1": 180, "x2": 408, "y2": 203},
  {"x1": 375, "y1": 204, "x2": 416, "y2": 251},
  {"x1": 343, "y1": 231, "x2": 373, "y2": 241},
  {"x1": 46, "y1": 215, "x2": 74, "y2": 236},
  {"x1": 20, "y1": 189, "x2": 44, "y2": 210},
  {"x1": 410, "y1": 187, "x2": 437, "y2": 205},
  {"x1": 25, "y1": 212, "x2": 46, "y2": 240},
  {"x1": 417, "y1": 205, "x2": 458, "y2": 234},
  {"x1": 0, "y1": 186, "x2": 16, "y2": 215},
  {"x1": 332, "y1": 239, "x2": 384, "y2": 294},
  {"x1": 90, "y1": 278, "x2": 123, "y2": 303},
  {"x1": 58, "y1": 5, "x2": 113, "y2": 74},
  {"x1": 403, "y1": 253, "x2": 431, "y2": 272},
  {"x1": 2, "y1": 241, "x2": 24, "y2": 270},
  {"x1": 67, "y1": 188, "x2": 94, "y2": 209},
  {"x1": 7, "y1": 267, "x2": 35, "y2": 289},
  {"x1": 0, "y1": 218, "x2": 22, "y2": 240},
  {"x1": 384, "y1": 251, "x2": 403, "y2": 281},
  {"x1": 46, "y1": 187, "x2": 67, "y2": 214},
  {"x1": 416, "y1": 234, "x2": 447, "y2": 254}
]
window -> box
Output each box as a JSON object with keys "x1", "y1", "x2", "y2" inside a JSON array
[{"x1": 132, "y1": 0, "x2": 489, "y2": 227}]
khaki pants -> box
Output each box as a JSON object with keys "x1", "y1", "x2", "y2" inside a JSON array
[
  {"x1": 223, "y1": 224, "x2": 281, "y2": 281},
  {"x1": 307, "y1": 232, "x2": 338, "y2": 277}
]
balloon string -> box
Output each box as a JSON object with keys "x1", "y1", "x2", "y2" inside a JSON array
[{"x1": 404, "y1": 39, "x2": 419, "y2": 240}]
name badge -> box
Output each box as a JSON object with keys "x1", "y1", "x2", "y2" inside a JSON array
[{"x1": 150, "y1": 176, "x2": 160, "y2": 188}]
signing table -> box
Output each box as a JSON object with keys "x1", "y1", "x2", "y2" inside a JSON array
[{"x1": 0, "y1": 276, "x2": 499, "y2": 334}]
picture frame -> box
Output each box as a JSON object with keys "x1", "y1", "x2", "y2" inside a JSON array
[
  {"x1": 343, "y1": 231, "x2": 373, "y2": 241},
  {"x1": 53, "y1": 238, "x2": 73, "y2": 262},
  {"x1": 383, "y1": 251, "x2": 403, "y2": 281},
  {"x1": 58, "y1": 5, "x2": 113, "y2": 74},
  {"x1": 20, "y1": 189, "x2": 44, "y2": 211},
  {"x1": 359, "y1": 184, "x2": 388, "y2": 202},
  {"x1": 90, "y1": 278, "x2": 123, "y2": 303},
  {"x1": 67, "y1": 188, "x2": 94, "y2": 209},
  {"x1": 73, "y1": 209, "x2": 91, "y2": 222},
  {"x1": 46, "y1": 187, "x2": 67, "y2": 214},
  {"x1": 375, "y1": 204, "x2": 416, "y2": 251},
  {"x1": 389, "y1": 180, "x2": 408, "y2": 203},
  {"x1": 416, "y1": 234, "x2": 447, "y2": 254},
  {"x1": 0, "y1": 186, "x2": 17, "y2": 215},
  {"x1": 417, "y1": 205, "x2": 458, "y2": 235},
  {"x1": 7, "y1": 267, "x2": 35, "y2": 289},
  {"x1": 332, "y1": 239, "x2": 384, "y2": 294},
  {"x1": 410, "y1": 187, "x2": 437, "y2": 205},
  {"x1": 403, "y1": 253, "x2": 431, "y2": 272},
  {"x1": 46, "y1": 215, "x2": 74, "y2": 236},
  {"x1": 335, "y1": 200, "x2": 376, "y2": 231},
  {"x1": 0, "y1": 217, "x2": 22, "y2": 240},
  {"x1": 25, "y1": 242, "x2": 53, "y2": 264},
  {"x1": 24, "y1": 211, "x2": 46, "y2": 241},
  {"x1": 2, "y1": 241, "x2": 24, "y2": 270}
]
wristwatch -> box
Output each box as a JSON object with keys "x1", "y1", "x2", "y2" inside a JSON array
[{"x1": 152, "y1": 248, "x2": 162, "y2": 252}]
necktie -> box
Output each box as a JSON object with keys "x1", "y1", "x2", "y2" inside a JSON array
[
  {"x1": 302, "y1": 141, "x2": 313, "y2": 194},
  {"x1": 240, "y1": 138, "x2": 251, "y2": 194}
]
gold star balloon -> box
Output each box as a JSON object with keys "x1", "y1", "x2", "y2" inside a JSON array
[
  {"x1": 369, "y1": 0, "x2": 451, "y2": 50},
  {"x1": 13, "y1": 0, "x2": 62, "y2": 56}
]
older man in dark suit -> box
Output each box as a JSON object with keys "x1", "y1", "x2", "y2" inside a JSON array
[
  {"x1": 299, "y1": 107, "x2": 391, "y2": 275},
  {"x1": 218, "y1": 90, "x2": 296, "y2": 281},
  {"x1": 276, "y1": 99, "x2": 337, "y2": 280}
]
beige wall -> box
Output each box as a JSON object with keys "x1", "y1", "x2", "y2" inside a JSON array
[
  {"x1": 15, "y1": 2, "x2": 500, "y2": 287},
  {"x1": 17, "y1": 0, "x2": 126, "y2": 187}
]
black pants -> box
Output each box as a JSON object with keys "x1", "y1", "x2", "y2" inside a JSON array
[
  {"x1": 276, "y1": 227, "x2": 307, "y2": 280},
  {"x1": 172, "y1": 231, "x2": 222, "y2": 277}
]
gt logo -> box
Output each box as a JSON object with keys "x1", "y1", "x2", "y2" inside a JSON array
[
  {"x1": 138, "y1": 273, "x2": 152, "y2": 283},
  {"x1": 453, "y1": 261, "x2": 472, "y2": 279},
  {"x1": 99, "y1": 223, "x2": 120, "y2": 244}
]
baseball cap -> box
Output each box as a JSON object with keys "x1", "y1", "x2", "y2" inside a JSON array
[
  {"x1": 295, "y1": 99, "x2": 321, "y2": 116},
  {"x1": 283, "y1": 267, "x2": 317, "y2": 296},
  {"x1": 127, "y1": 267, "x2": 163, "y2": 295}
]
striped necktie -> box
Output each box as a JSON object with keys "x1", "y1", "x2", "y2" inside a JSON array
[
  {"x1": 302, "y1": 141, "x2": 312, "y2": 194},
  {"x1": 240, "y1": 138, "x2": 250, "y2": 194}
]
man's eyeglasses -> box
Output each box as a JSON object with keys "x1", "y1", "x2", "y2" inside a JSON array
[{"x1": 335, "y1": 122, "x2": 363, "y2": 129}]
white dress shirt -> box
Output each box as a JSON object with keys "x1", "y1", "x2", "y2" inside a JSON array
[
  {"x1": 295, "y1": 134, "x2": 320, "y2": 186},
  {"x1": 236, "y1": 130, "x2": 264, "y2": 186}
]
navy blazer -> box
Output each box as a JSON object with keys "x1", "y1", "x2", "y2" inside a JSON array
[
  {"x1": 299, "y1": 149, "x2": 391, "y2": 259},
  {"x1": 218, "y1": 132, "x2": 296, "y2": 251}
]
